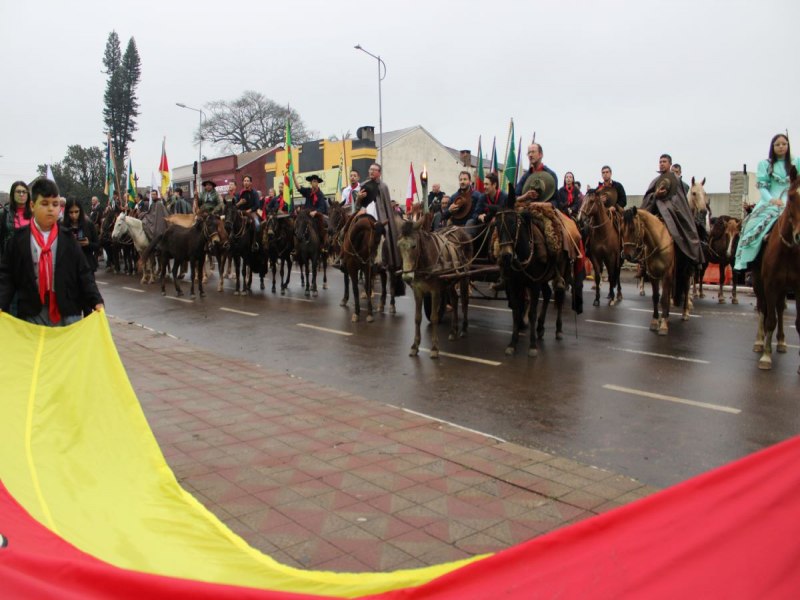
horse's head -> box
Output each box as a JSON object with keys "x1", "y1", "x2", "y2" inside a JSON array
[
  {"x1": 785, "y1": 166, "x2": 800, "y2": 246},
  {"x1": 620, "y1": 207, "x2": 643, "y2": 261},
  {"x1": 578, "y1": 189, "x2": 602, "y2": 222},
  {"x1": 494, "y1": 209, "x2": 520, "y2": 268},
  {"x1": 398, "y1": 219, "x2": 424, "y2": 283},
  {"x1": 689, "y1": 177, "x2": 709, "y2": 216},
  {"x1": 724, "y1": 218, "x2": 741, "y2": 258},
  {"x1": 111, "y1": 212, "x2": 127, "y2": 240}
]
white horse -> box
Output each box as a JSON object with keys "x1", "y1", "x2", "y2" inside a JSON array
[{"x1": 112, "y1": 213, "x2": 156, "y2": 284}]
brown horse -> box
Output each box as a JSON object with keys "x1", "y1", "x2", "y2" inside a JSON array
[
  {"x1": 752, "y1": 166, "x2": 800, "y2": 373},
  {"x1": 579, "y1": 189, "x2": 622, "y2": 307},
  {"x1": 262, "y1": 213, "x2": 294, "y2": 294},
  {"x1": 621, "y1": 207, "x2": 680, "y2": 334},
  {"x1": 339, "y1": 215, "x2": 380, "y2": 322},
  {"x1": 697, "y1": 216, "x2": 741, "y2": 303},
  {"x1": 398, "y1": 220, "x2": 472, "y2": 359}
]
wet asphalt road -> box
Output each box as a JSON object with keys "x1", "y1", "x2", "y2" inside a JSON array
[{"x1": 96, "y1": 264, "x2": 800, "y2": 489}]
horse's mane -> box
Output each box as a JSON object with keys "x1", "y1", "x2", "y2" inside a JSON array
[{"x1": 622, "y1": 206, "x2": 638, "y2": 226}]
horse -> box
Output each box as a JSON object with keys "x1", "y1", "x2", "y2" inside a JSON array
[
  {"x1": 579, "y1": 189, "x2": 623, "y2": 307},
  {"x1": 494, "y1": 209, "x2": 570, "y2": 356},
  {"x1": 111, "y1": 213, "x2": 157, "y2": 284},
  {"x1": 262, "y1": 213, "x2": 294, "y2": 294},
  {"x1": 327, "y1": 203, "x2": 349, "y2": 262},
  {"x1": 697, "y1": 216, "x2": 741, "y2": 303},
  {"x1": 398, "y1": 220, "x2": 472, "y2": 359},
  {"x1": 751, "y1": 166, "x2": 800, "y2": 373},
  {"x1": 142, "y1": 214, "x2": 223, "y2": 298},
  {"x1": 339, "y1": 214, "x2": 380, "y2": 322},
  {"x1": 688, "y1": 177, "x2": 711, "y2": 300},
  {"x1": 222, "y1": 204, "x2": 260, "y2": 295},
  {"x1": 621, "y1": 207, "x2": 688, "y2": 334},
  {"x1": 99, "y1": 205, "x2": 121, "y2": 273},
  {"x1": 294, "y1": 209, "x2": 323, "y2": 297}
]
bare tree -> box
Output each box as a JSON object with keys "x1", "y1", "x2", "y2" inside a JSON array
[{"x1": 197, "y1": 90, "x2": 315, "y2": 153}]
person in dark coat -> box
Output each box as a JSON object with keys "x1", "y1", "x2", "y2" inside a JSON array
[
  {"x1": 442, "y1": 171, "x2": 482, "y2": 226},
  {"x1": 553, "y1": 171, "x2": 583, "y2": 218},
  {"x1": 427, "y1": 183, "x2": 444, "y2": 213},
  {"x1": 0, "y1": 178, "x2": 103, "y2": 325},
  {"x1": 597, "y1": 165, "x2": 627, "y2": 208},
  {"x1": 295, "y1": 174, "x2": 329, "y2": 246},
  {"x1": 476, "y1": 172, "x2": 511, "y2": 224},
  {"x1": 516, "y1": 143, "x2": 559, "y2": 200},
  {"x1": 640, "y1": 154, "x2": 704, "y2": 265}
]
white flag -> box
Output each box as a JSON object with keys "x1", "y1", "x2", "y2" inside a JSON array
[{"x1": 46, "y1": 164, "x2": 55, "y2": 182}]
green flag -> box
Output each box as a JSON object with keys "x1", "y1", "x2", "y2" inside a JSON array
[
  {"x1": 282, "y1": 119, "x2": 295, "y2": 211},
  {"x1": 104, "y1": 136, "x2": 116, "y2": 202},
  {"x1": 503, "y1": 121, "x2": 517, "y2": 190},
  {"x1": 127, "y1": 159, "x2": 136, "y2": 210}
]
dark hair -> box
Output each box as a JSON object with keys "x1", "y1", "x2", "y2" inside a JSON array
[
  {"x1": 350, "y1": 169, "x2": 359, "y2": 176},
  {"x1": 30, "y1": 177, "x2": 60, "y2": 200},
  {"x1": 563, "y1": 171, "x2": 575, "y2": 186},
  {"x1": 672, "y1": 163, "x2": 682, "y2": 171},
  {"x1": 175, "y1": 188, "x2": 184, "y2": 196},
  {"x1": 371, "y1": 163, "x2": 382, "y2": 172},
  {"x1": 459, "y1": 170, "x2": 472, "y2": 181},
  {"x1": 660, "y1": 154, "x2": 672, "y2": 163},
  {"x1": 64, "y1": 197, "x2": 87, "y2": 225},
  {"x1": 601, "y1": 165, "x2": 612, "y2": 172},
  {"x1": 9, "y1": 180, "x2": 33, "y2": 218},
  {"x1": 767, "y1": 134, "x2": 792, "y2": 176},
  {"x1": 530, "y1": 143, "x2": 543, "y2": 154},
  {"x1": 485, "y1": 172, "x2": 499, "y2": 186},
  {"x1": 243, "y1": 175, "x2": 252, "y2": 182}
]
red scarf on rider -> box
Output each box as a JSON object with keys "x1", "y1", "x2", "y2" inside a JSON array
[
  {"x1": 489, "y1": 190, "x2": 501, "y2": 205},
  {"x1": 566, "y1": 186, "x2": 574, "y2": 206},
  {"x1": 30, "y1": 222, "x2": 61, "y2": 324},
  {"x1": 310, "y1": 190, "x2": 319, "y2": 206}
]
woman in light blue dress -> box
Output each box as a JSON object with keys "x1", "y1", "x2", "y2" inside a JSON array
[{"x1": 735, "y1": 134, "x2": 800, "y2": 270}]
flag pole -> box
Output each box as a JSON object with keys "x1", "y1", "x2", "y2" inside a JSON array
[{"x1": 502, "y1": 118, "x2": 513, "y2": 182}]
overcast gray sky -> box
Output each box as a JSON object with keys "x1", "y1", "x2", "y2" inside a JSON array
[{"x1": 1, "y1": 0, "x2": 798, "y2": 196}]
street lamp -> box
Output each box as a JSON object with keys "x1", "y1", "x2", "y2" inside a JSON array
[
  {"x1": 176, "y1": 102, "x2": 206, "y2": 190},
  {"x1": 354, "y1": 44, "x2": 386, "y2": 167}
]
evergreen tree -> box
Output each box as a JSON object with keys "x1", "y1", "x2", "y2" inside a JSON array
[{"x1": 102, "y1": 31, "x2": 141, "y2": 176}]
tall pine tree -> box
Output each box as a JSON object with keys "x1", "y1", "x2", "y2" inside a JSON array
[{"x1": 102, "y1": 31, "x2": 140, "y2": 177}]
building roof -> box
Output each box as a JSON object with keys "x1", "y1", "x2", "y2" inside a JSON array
[
  {"x1": 375, "y1": 125, "x2": 504, "y2": 170},
  {"x1": 237, "y1": 145, "x2": 281, "y2": 169}
]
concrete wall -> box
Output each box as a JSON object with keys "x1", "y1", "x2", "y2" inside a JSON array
[{"x1": 381, "y1": 129, "x2": 471, "y2": 203}]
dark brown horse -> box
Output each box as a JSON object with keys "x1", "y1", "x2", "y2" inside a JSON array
[
  {"x1": 294, "y1": 209, "x2": 322, "y2": 297},
  {"x1": 339, "y1": 215, "x2": 380, "y2": 322},
  {"x1": 752, "y1": 166, "x2": 800, "y2": 372},
  {"x1": 398, "y1": 220, "x2": 472, "y2": 359},
  {"x1": 262, "y1": 213, "x2": 294, "y2": 294},
  {"x1": 579, "y1": 189, "x2": 622, "y2": 306},
  {"x1": 697, "y1": 216, "x2": 741, "y2": 303},
  {"x1": 621, "y1": 207, "x2": 677, "y2": 335},
  {"x1": 142, "y1": 214, "x2": 223, "y2": 298},
  {"x1": 494, "y1": 209, "x2": 570, "y2": 356}
]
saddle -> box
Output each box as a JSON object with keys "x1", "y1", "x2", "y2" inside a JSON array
[{"x1": 514, "y1": 201, "x2": 563, "y2": 257}]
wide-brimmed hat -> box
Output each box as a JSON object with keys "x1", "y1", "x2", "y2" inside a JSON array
[
  {"x1": 306, "y1": 174, "x2": 324, "y2": 183},
  {"x1": 202, "y1": 180, "x2": 216, "y2": 188}
]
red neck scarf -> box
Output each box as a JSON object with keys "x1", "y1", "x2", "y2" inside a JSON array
[
  {"x1": 30, "y1": 222, "x2": 61, "y2": 324},
  {"x1": 531, "y1": 163, "x2": 545, "y2": 173},
  {"x1": 489, "y1": 190, "x2": 501, "y2": 205},
  {"x1": 566, "y1": 186, "x2": 574, "y2": 205},
  {"x1": 310, "y1": 190, "x2": 319, "y2": 206}
]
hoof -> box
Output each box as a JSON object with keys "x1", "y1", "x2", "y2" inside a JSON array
[
  {"x1": 340, "y1": 299, "x2": 347, "y2": 307},
  {"x1": 378, "y1": 304, "x2": 385, "y2": 313},
  {"x1": 682, "y1": 314, "x2": 690, "y2": 322},
  {"x1": 718, "y1": 297, "x2": 725, "y2": 304},
  {"x1": 658, "y1": 327, "x2": 668, "y2": 336},
  {"x1": 758, "y1": 356, "x2": 772, "y2": 370},
  {"x1": 459, "y1": 329, "x2": 467, "y2": 338},
  {"x1": 217, "y1": 285, "x2": 223, "y2": 293},
  {"x1": 409, "y1": 347, "x2": 419, "y2": 357},
  {"x1": 731, "y1": 297, "x2": 739, "y2": 304},
  {"x1": 753, "y1": 342, "x2": 764, "y2": 353},
  {"x1": 448, "y1": 333, "x2": 456, "y2": 341},
  {"x1": 200, "y1": 292, "x2": 206, "y2": 298},
  {"x1": 312, "y1": 290, "x2": 318, "y2": 297},
  {"x1": 189, "y1": 293, "x2": 196, "y2": 299},
  {"x1": 593, "y1": 299, "x2": 600, "y2": 307},
  {"x1": 528, "y1": 348, "x2": 538, "y2": 358},
  {"x1": 161, "y1": 291, "x2": 166, "y2": 296},
  {"x1": 699, "y1": 293, "x2": 705, "y2": 299},
  {"x1": 304, "y1": 291, "x2": 310, "y2": 298},
  {"x1": 505, "y1": 346, "x2": 515, "y2": 356},
  {"x1": 323, "y1": 283, "x2": 328, "y2": 290},
  {"x1": 430, "y1": 350, "x2": 439, "y2": 359},
  {"x1": 650, "y1": 320, "x2": 659, "y2": 332},
  {"x1": 555, "y1": 331, "x2": 563, "y2": 340},
  {"x1": 366, "y1": 314, "x2": 374, "y2": 323},
  {"x1": 260, "y1": 282, "x2": 265, "y2": 290},
  {"x1": 351, "y1": 314, "x2": 359, "y2": 323},
  {"x1": 233, "y1": 290, "x2": 239, "y2": 296},
  {"x1": 777, "y1": 342, "x2": 788, "y2": 354},
  {"x1": 639, "y1": 290, "x2": 645, "y2": 296},
  {"x1": 281, "y1": 289, "x2": 286, "y2": 296},
  {"x1": 177, "y1": 291, "x2": 184, "y2": 297},
  {"x1": 390, "y1": 305, "x2": 396, "y2": 314}
]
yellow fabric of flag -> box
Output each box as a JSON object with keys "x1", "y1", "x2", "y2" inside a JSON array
[{"x1": 0, "y1": 312, "x2": 481, "y2": 597}]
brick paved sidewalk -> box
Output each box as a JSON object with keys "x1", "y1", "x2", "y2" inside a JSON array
[{"x1": 112, "y1": 317, "x2": 659, "y2": 573}]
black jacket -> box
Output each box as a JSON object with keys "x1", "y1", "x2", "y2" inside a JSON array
[
  {"x1": 476, "y1": 190, "x2": 511, "y2": 218},
  {"x1": 0, "y1": 225, "x2": 104, "y2": 319}
]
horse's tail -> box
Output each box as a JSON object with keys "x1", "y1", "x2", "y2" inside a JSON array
[
  {"x1": 672, "y1": 248, "x2": 693, "y2": 306},
  {"x1": 141, "y1": 231, "x2": 164, "y2": 263}
]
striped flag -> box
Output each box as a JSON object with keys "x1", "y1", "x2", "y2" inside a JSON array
[
  {"x1": 475, "y1": 136, "x2": 485, "y2": 193},
  {"x1": 127, "y1": 159, "x2": 136, "y2": 209},
  {"x1": 104, "y1": 135, "x2": 116, "y2": 202},
  {"x1": 405, "y1": 162, "x2": 418, "y2": 213},
  {"x1": 282, "y1": 118, "x2": 295, "y2": 212},
  {"x1": 159, "y1": 138, "x2": 170, "y2": 197},
  {"x1": 490, "y1": 136, "x2": 499, "y2": 174}
]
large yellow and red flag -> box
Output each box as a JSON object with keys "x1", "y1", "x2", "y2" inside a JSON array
[{"x1": 159, "y1": 137, "x2": 170, "y2": 197}]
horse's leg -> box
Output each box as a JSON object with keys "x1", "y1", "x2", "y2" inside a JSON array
[
  {"x1": 759, "y1": 294, "x2": 777, "y2": 370},
  {"x1": 159, "y1": 254, "x2": 168, "y2": 296},
  {"x1": 388, "y1": 271, "x2": 396, "y2": 314},
  {"x1": 795, "y1": 296, "x2": 800, "y2": 374},
  {"x1": 322, "y1": 253, "x2": 328, "y2": 290},
  {"x1": 460, "y1": 278, "x2": 469, "y2": 337},
  {"x1": 198, "y1": 254, "x2": 206, "y2": 298},
  {"x1": 776, "y1": 294, "x2": 788, "y2": 354},
  {"x1": 528, "y1": 285, "x2": 540, "y2": 357},
  {"x1": 172, "y1": 258, "x2": 183, "y2": 297},
  {"x1": 448, "y1": 285, "x2": 459, "y2": 342},
  {"x1": 730, "y1": 262, "x2": 739, "y2": 304},
  {"x1": 430, "y1": 289, "x2": 441, "y2": 359},
  {"x1": 341, "y1": 269, "x2": 350, "y2": 308},
  {"x1": 650, "y1": 279, "x2": 660, "y2": 332},
  {"x1": 351, "y1": 265, "x2": 361, "y2": 322},
  {"x1": 365, "y1": 265, "x2": 375, "y2": 323},
  {"x1": 232, "y1": 256, "x2": 240, "y2": 295},
  {"x1": 311, "y1": 254, "x2": 319, "y2": 297},
  {"x1": 410, "y1": 285, "x2": 423, "y2": 357},
  {"x1": 505, "y1": 283, "x2": 521, "y2": 356},
  {"x1": 304, "y1": 259, "x2": 311, "y2": 297},
  {"x1": 217, "y1": 250, "x2": 225, "y2": 292},
  {"x1": 537, "y1": 283, "x2": 552, "y2": 339},
  {"x1": 378, "y1": 269, "x2": 387, "y2": 313},
  {"x1": 613, "y1": 256, "x2": 623, "y2": 303},
  {"x1": 659, "y1": 271, "x2": 672, "y2": 336}
]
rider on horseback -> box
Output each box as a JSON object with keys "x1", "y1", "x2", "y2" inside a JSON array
[{"x1": 236, "y1": 175, "x2": 261, "y2": 251}]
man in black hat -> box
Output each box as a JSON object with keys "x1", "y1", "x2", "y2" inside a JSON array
[
  {"x1": 295, "y1": 173, "x2": 329, "y2": 245},
  {"x1": 195, "y1": 180, "x2": 220, "y2": 214}
]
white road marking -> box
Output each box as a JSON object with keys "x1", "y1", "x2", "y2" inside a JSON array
[
  {"x1": 297, "y1": 323, "x2": 352, "y2": 336},
  {"x1": 473, "y1": 325, "x2": 514, "y2": 335},
  {"x1": 394, "y1": 406, "x2": 507, "y2": 443},
  {"x1": 219, "y1": 307, "x2": 259, "y2": 317},
  {"x1": 629, "y1": 307, "x2": 701, "y2": 318},
  {"x1": 603, "y1": 384, "x2": 740, "y2": 414},
  {"x1": 96, "y1": 280, "x2": 108, "y2": 285},
  {"x1": 280, "y1": 296, "x2": 313, "y2": 302},
  {"x1": 586, "y1": 319, "x2": 649, "y2": 330},
  {"x1": 166, "y1": 296, "x2": 193, "y2": 304},
  {"x1": 418, "y1": 348, "x2": 501, "y2": 366},
  {"x1": 122, "y1": 286, "x2": 145, "y2": 293},
  {"x1": 469, "y1": 304, "x2": 511, "y2": 313},
  {"x1": 608, "y1": 346, "x2": 710, "y2": 364}
]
